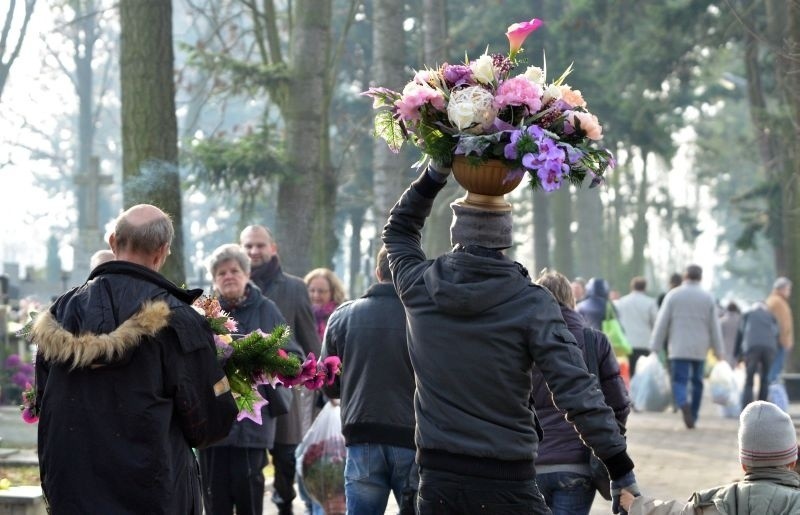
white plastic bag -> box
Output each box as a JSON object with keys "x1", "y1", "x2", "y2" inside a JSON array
[
  {"x1": 629, "y1": 353, "x2": 671, "y2": 412},
  {"x1": 296, "y1": 401, "x2": 346, "y2": 513},
  {"x1": 709, "y1": 361, "x2": 737, "y2": 406}
]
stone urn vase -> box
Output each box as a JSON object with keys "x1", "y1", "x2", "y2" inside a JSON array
[{"x1": 451, "y1": 155, "x2": 522, "y2": 211}]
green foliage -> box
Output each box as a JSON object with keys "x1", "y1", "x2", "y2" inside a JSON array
[
  {"x1": 224, "y1": 326, "x2": 300, "y2": 382},
  {"x1": 373, "y1": 111, "x2": 405, "y2": 153}
]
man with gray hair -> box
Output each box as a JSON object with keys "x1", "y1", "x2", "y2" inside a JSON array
[
  {"x1": 766, "y1": 276, "x2": 794, "y2": 384},
  {"x1": 382, "y1": 164, "x2": 639, "y2": 514},
  {"x1": 31, "y1": 204, "x2": 238, "y2": 514},
  {"x1": 650, "y1": 264, "x2": 724, "y2": 429}
]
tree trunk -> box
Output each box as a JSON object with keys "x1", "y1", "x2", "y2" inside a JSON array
[
  {"x1": 532, "y1": 188, "x2": 550, "y2": 272},
  {"x1": 630, "y1": 155, "x2": 649, "y2": 276},
  {"x1": 372, "y1": 0, "x2": 406, "y2": 234},
  {"x1": 119, "y1": 0, "x2": 184, "y2": 284},
  {"x1": 552, "y1": 189, "x2": 573, "y2": 278},
  {"x1": 0, "y1": 0, "x2": 36, "y2": 102},
  {"x1": 277, "y1": 0, "x2": 331, "y2": 275}
]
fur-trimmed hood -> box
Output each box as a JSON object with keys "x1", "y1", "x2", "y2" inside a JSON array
[{"x1": 33, "y1": 301, "x2": 171, "y2": 369}]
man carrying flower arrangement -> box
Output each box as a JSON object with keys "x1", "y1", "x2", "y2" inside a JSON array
[{"x1": 29, "y1": 204, "x2": 238, "y2": 514}]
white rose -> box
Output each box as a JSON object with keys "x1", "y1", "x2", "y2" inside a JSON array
[
  {"x1": 524, "y1": 66, "x2": 545, "y2": 85},
  {"x1": 448, "y1": 100, "x2": 476, "y2": 130},
  {"x1": 542, "y1": 84, "x2": 562, "y2": 104},
  {"x1": 470, "y1": 54, "x2": 495, "y2": 84}
]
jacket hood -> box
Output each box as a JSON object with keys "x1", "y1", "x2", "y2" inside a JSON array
[
  {"x1": 32, "y1": 301, "x2": 170, "y2": 369},
  {"x1": 423, "y1": 252, "x2": 530, "y2": 316},
  {"x1": 585, "y1": 277, "x2": 610, "y2": 298}
]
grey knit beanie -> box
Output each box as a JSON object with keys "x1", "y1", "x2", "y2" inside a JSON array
[
  {"x1": 738, "y1": 401, "x2": 798, "y2": 468},
  {"x1": 450, "y1": 202, "x2": 513, "y2": 250}
]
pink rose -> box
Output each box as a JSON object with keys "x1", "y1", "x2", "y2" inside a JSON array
[
  {"x1": 559, "y1": 86, "x2": 586, "y2": 108},
  {"x1": 568, "y1": 111, "x2": 603, "y2": 140}
]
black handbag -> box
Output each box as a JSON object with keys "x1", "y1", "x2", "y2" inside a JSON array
[{"x1": 584, "y1": 327, "x2": 612, "y2": 501}]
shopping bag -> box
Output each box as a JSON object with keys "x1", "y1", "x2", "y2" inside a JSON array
[
  {"x1": 629, "y1": 353, "x2": 671, "y2": 412},
  {"x1": 709, "y1": 361, "x2": 736, "y2": 406},
  {"x1": 296, "y1": 402, "x2": 346, "y2": 514},
  {"x1": 768, "y1": 382, "x2": 789, "y2": 413},
  {"x1": 602, "y1": 303, "x2": 632, "y2": 357}
]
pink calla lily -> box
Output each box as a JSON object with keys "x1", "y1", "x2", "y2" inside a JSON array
[{"x1": 506, "y1": 18, "x2": 543, "y2": 60}]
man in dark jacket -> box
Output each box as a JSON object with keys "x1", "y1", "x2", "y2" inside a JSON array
[
  {"x1": 735, "y1": 301, "x2": 780, "y2": 407},
  {"x1": 240, "y1": 224, "x2": 319, "y2": 515},
  {"x1": 31, "y1": 204, "x2": 238, "y2": 514},
  {"x1": 321, "y1": 245, "x2": 417, "y2": 514},
  {"x1": 382, "y1": 164, "x2": 640, "y2": 514}
]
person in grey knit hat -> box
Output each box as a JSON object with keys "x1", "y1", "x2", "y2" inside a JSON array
[
  {"x1": 621, "y1": 400, "x2": 800, "y2": 514},
  {"x1": 449, "y1": 202, "x2": 513, "y2": 250}
]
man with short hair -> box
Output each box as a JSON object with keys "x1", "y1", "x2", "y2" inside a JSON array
[
  {"x1": 32, "y1": 204, "x2": 238, "y2": 514},
  {"x1": 615, "y1": 276, "x2": 658, "y2": 377},
  {"x1": 321, "y1": 245, "x2": 417, "y2": 513},
  {"x1": 766, "y1": 277, "x2": 794, "y2": 384},
  {"x1": 382, "y1": 164, "x2": 639, "y2": 514},
  {"x1": 239, "y1": 224, "x2": 318, "y2": 515},
  {"x1": 650, "y1": 264, "x2": 724, "y2": 429}
]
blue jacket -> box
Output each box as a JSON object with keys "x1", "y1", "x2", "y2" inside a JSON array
[{"x1": 577, "y1": 278, "x2": 611, "y2": 330}]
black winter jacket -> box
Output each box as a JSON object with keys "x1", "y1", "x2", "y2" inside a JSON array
[
  {"x1": 321, "y1": 281, "x2": 415, "y2": 449},
  {"x1": 31, "y1": 261, "x2": 238, "y2": 515},
  {"x1": 382, "y1": 170, "x2": 634, "y2": 481},
  {"x1": 531, "y1": 306, "x2": 630, "y2": 467}
]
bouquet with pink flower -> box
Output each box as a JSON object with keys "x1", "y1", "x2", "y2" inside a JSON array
[
  {"x1": 364, "y1": 17, "x2": 614, "y2": 192},
  {"x1": 192, "y1": 295, "x2": 341, "y2": 424}
]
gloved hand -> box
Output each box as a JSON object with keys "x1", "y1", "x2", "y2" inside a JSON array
[
  {"x1": 428, "y1": 158, "x2": 452, "y2": 182},
  {"x1": 611, "y1": 471, "x2": 641, "y2": 515}
]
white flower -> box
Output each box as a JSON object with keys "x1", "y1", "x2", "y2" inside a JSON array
[
  {"x1": 447, "y1": 86, "x2": 497, "y2": 133},
  {"x1": 524, "y1": 66, "x2": 545, "y2": 85},
  {"x1": 542, "y1": 84, "x2": 562, "y2": 104},
  {"x1": 470, "y1": 54, "x2": 495, "y2": 84}
]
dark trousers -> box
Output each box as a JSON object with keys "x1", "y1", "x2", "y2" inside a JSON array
[
  {"x1": 417, "y1": 468, "x2": 551, "y2": 514},
  {"x1": 270, "y1": 443, "x2": 298, "y2": 514},
  {"x1": 742, "y1": 345, "x2": 777, "y2": 407},
  {"x1": 199, "y1": 446, "x2": 268, "y2": 515},
  {"x1": 629, "y1": 348, "x2": 650, "y2": 378}
]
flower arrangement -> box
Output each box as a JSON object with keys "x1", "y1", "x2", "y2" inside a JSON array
[
  {"x1": 301, "y1": 435, "x2": 347, "y2": 513},
  {"x1": 364, "y1": 18, "x2": 614, "y2": 192},
  {"x1": 192, "y1": 295, "x2": 341, "y2": 424},
  {"x1": 15, "y1": 297, "x2": 342, "y2": 425}
]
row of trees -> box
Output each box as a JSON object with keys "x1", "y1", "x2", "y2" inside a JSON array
[{"x1": 2, "y1": 1, "x2": 800, "y2": 366}]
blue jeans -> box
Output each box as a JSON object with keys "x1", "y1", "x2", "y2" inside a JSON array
[
  {"x1": 670, "y1": 359, "x2": 705, "y2": 422},
  {"x1": 536, "y1": 471, "x2": 595, "y2": 515},
  {"x1": 417, "y1": 468, "x2": 549, "y2": 514},
  {"x1": 345, "y1": 444, "x2": 417, "y2": 515},
  {"x1": 769, "y1": 346, "x2": 786, "y2": 384}
]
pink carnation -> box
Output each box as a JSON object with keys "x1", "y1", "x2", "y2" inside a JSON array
[
  {"x1": 494, "y1": 76, "x2": 543, "y2": 114},
  {"x1": 395, "y1": 83, "x2": 446, "y2": 121}
]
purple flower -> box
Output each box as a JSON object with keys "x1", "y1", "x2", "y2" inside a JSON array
[
  {"x1": 5, "y1": 354, "x2": 21, "y2": 368},
  {"x1": 442, "y1": 64, "x2": 473, "y2": 87}
]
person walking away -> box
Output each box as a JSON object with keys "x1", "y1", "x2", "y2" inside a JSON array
[
  {"x1": 657, "y1": 273, "x2": 682, "y2": 308},
  {"x1": 766, "y1": 277, "x2": 793, "y2": 385},
  {"x1": 321, "y1": 246, "x2": 418, "y2": 514},
  {"x1": 572, "y1": 276, "x2": 587, "y2": 304},
  {"x1": 30, "y1": 204, "x2": 238, "y2": 514},
  {"x1": 199, "y1": 244, "x2": 303, "y2": 515},
  {"x1": 620, "y1": 400, "x2": 800, "y2": 514},
  {"x1": 650, "y1": 264, "x2": 724, "y2": 429},
  {"x1": 240, "y1": 225, "x2": 319, "y2": 515},
  {"x1": 382, "y1": 163, "x2": 640, "y2": 515},
  {"x1": 719, "y1": 302, "x2": 742, "y2": 368},
  {"x1": 734, "y1": 300, "x2": 779, "y2": 408},
  {"x1": 577, "y1": 277, "x2": 611, "y2": 330},
  {"x1": 615, "y1": 276, "x2": 658, "y2": 378},
  {"x1": 533, "y1": 269, "x2": 631, "y2": 515}
]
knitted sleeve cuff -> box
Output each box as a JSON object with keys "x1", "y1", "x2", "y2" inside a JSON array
[{"x1": 602, "y1": 450, "x2": 635, "y2": 480}]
